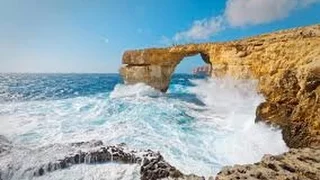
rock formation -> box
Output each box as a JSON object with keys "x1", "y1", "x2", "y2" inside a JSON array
[
  {"x1": 120, "y1": 24, "x2": 320, "y2": 149},
  {"x1": 192, "y1": 65, "x2": 211, "y2": 75},
  {"x1": 216, "y1": 148, "x2": 320, "y2": 180}
]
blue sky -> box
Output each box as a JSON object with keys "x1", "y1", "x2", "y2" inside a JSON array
[{"x1": 0, "y1": 0, "x2": 319, "y2": 73}]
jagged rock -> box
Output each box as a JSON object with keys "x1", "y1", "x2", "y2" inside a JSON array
[
  {"x1": 140, "y1": 150, "x2": 205, "y2": 180},
  {"x1": 215, "y1": 148, "x2": 320, "y2": 180},
  {"x1": 23, "y1": 142, "x2": 141, "y2": 177},
  {"x1": 120, "y1": 24, "x2": 320, "y2": 148}
]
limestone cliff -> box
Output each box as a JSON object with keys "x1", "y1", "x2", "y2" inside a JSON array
[{"x1": 120, "y1": 24, "x2": 320, "y2": 149}]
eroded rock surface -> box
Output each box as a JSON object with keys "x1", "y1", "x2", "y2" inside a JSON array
[
  {"x1": 32, "y1": 144, "x2": 141, "y2": 177},
  {"x1": 216, "y1": 148, "x2": 320, "y2": 180},
  {"x1": 120, "y1": 24, "x2": 320, "y2": 148},
  {"x1": 140, "y1": 150, "x2": 204, "y2": 180}
]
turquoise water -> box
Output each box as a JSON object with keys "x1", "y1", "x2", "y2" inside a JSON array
[{"x1": 0, "y1": 73, "x2": 288, "y2": 179}]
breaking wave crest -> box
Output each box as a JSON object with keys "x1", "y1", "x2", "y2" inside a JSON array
[{"x1": 110, "y1": 83, "x2": 162, "y2": 99}]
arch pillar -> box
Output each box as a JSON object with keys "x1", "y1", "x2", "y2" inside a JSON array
[{"x1": 120, "y1": 64, "x2": 178, "y2": 92}]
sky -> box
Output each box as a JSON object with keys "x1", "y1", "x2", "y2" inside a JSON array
[{"x1": 0, "y1": 0, "x2": 320, "y2": 73}]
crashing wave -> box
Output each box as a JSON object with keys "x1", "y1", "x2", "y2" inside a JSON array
[{"x1": 110, "y1": 83, "x2": 162, "y2": 99}]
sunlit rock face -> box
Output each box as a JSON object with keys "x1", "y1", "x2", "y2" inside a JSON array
[{"x1": 120, "y1": 24, "x2": 320, "y2": 149}]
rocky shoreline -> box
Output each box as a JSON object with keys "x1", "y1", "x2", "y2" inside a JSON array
[
  {"x1": 1, "y1": 137, "x2": 320, "y2": 180},
  {"x1": 216, "y1": 148, "x2": 320, "y2": 180},
  {"x1": 0, "y1": 137, "x2": 204, "y2": 180},
  {"x1": 119, "y1": 24, "x2": 320, "y2": 179}
]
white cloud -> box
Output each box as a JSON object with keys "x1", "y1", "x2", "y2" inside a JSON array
[
  {"x1": 172, "y1": 0, "x2": 319, "y2": 42},
  {"x1": 225, "y1": 0, "x2": 297, "y2": 27},
  {"x1": 173, "y1": 16, "x2": 224, "y2": 42},
  {"x1": 225, "y1": 0, "x2": 319, "y2": 27}
]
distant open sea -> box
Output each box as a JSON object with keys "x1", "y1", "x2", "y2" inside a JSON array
[{"x1": 0, "y1": 73, "x2": 288, "y2": 179}]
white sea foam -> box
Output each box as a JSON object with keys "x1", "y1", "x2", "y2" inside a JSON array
[
  {"x1": 110, "y1": 83, "x2": 162, "y2": 98},
  {"x1": 187, "y1": 77, "x2": 287, "y2": 165},
  {"x1": 0, "y1": 76, "x2": 288, "y2": 179},
  {"x1": 34, "y1": 163, "x2": 140, "y2": 180}
]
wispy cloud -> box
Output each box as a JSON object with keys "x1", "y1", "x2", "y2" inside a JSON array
[
  {"x1": 174, "y1": 16, "x2": 224, "y2": 42},
  {"x1": 159, "y1": 36, "x2": 172, "y2": 45},
  {"x1": 171, "y1": 0, "x2": 320, "y2": 42}
]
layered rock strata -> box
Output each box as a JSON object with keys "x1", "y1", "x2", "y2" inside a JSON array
[{"x1": 120, "y1": 24, "x2": 320, "y2": 149}]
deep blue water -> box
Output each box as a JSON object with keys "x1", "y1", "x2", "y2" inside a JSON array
[
  {"x1": 0, "y1": 73, "x2": 121, "y2": 102},
  {"x1": 0, "y1": 73, "x2": 204, "y2": 102}
]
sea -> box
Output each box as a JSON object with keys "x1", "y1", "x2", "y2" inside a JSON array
[{"x1": 0, "y1": 73, "x2": 288, "y2": 179}]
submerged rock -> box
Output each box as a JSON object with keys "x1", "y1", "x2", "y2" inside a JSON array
[{"x1": 216, "y1": 148, "x2": 320, "y2": 180}]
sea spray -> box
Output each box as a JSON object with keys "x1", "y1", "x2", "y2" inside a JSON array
[
  {"x1": 0, "y1": 74, "x2": 288, "y2": 179},
  {"x1": 187, "y1": 77, "x2": 288, "y2": 167}
]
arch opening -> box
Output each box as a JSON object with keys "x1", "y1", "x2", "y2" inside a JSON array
[
  {"x1": 175, "y1": 54, "x2": 211, "y2": 75},
  {"x1": 167, "y1": 53, "x2": 212, "y2": 93}
]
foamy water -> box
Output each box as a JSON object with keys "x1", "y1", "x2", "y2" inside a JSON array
[{"x1": 0, "y1": 74, "x2": 288, "y2": 179}]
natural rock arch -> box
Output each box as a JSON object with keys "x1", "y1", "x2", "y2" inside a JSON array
[
  {"x1": 120, "y1": 48, "x2": 211, "y2": 92},
  {"x1": 120, "y1": 24, "x2": 320, "y2": 149}
]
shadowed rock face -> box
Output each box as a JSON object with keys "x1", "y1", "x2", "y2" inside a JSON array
[{"x1": 120, "y1": 24, "x2": 320, "y2": 149}]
